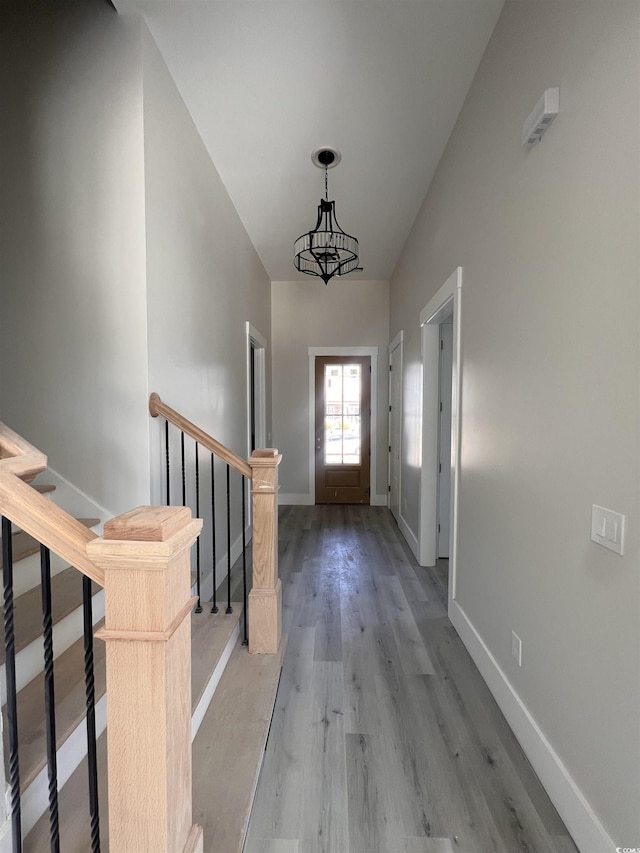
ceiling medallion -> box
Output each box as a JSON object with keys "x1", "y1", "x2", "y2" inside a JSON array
[{"x1": 293, "y1": 148, "x2": 361, "y2": 285}]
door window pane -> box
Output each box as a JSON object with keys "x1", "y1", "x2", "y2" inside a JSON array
[{"x1": 324, "y1": 364, "x2": 361, "y2": 464}]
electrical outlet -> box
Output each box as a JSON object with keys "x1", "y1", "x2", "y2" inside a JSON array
[{"x1": 511, "y1": 631, "x2": 522, "y2": 667}]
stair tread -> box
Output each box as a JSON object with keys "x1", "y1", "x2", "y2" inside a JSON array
[
  {"x1": 0, "y1": 565, "x2": 101, "y2": 665},
  {"x1": 191, "y1": 605, "x2": 242, "y2": 709},
  {"x1": 25, "y1": 619, "x2": 284, "y2": 853},
  {"x1": 10, "y1": 606, "x2": 236, "y2": 793},
  {"x1": 5, "y1": 626, "x2": 107, "y2": 791},
  {"x1": 193, "y1": 635, "x2": 286, "y2": 853},
  {"x1": 24, "y1": 730, "x2": 109, "y2": 852},
  {"x1": 32, "y1": 485, "x2": 56, "y2": 495},
  {"x1": 0, "y1": 518, "x2": 100, "y2": 567}
]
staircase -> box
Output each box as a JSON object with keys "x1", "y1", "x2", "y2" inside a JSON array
[
  {"x1": 0, "y1": 416, "x2": 285, "y2": 852},
  {"x1": 0, "y1": 508, "x2": 103, "y2": 848}
]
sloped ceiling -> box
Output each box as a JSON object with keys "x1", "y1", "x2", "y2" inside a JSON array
[{"x1": 115, "y1": 0, "x2": 504, "y2": 281}]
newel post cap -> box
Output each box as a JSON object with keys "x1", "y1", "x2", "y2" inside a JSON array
[
  {"x1": 87, "y1": 506, "x2": 203, "y2": 565},
  {"x1": 87, "y1": 506, "x2": 202, "y2": 635}
]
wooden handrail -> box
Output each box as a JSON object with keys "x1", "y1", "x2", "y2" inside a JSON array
[
  {"x1": 0, "y1": 472, "x2": 104, "y2": 587},
  {"x1": 149, "y1": 393, "x2": 252, "y2": 480},
  {"x1": 0, "y1": 422, "x2": 47, "y2": 483},
  {"x1": 0, "y1": 422, "x2": 104, "y2": 585},
  {"x1": 1, "y1": 423, "x2": 203, "y2": 849}
]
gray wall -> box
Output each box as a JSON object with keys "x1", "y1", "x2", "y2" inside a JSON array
[
  {"x1": 272, "y1": 280, "x2": 389, "y2": 502},
  {"x1": 390, "y1": 2, "x2": 639, "y2": 846},
  {"x1": 0, "y1": 2, "x2": 150, "y2": 514},
  {"x1": 0, "y1": 2, "x2": 271, "y2": 522},
  {"x1": 143, "y1": 25, "x2": 272, "y2": 473}
]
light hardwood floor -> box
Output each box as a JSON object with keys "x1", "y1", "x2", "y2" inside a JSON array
[{"x1": 245, "y1": 505, "x2": 578, "y2": 853}]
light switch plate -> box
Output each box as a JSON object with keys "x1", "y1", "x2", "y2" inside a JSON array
[{"x1": 591, "y1": 505, "x2": 625, "y2": 555}]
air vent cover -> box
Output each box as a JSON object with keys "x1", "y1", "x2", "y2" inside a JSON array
[{"x1": 522, "y1": 88, "x2": 560, "y2": 148}]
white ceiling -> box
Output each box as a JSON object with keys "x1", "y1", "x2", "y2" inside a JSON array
[{"x1": 115, "y1": 0, "x2": 504, "y2": 282}]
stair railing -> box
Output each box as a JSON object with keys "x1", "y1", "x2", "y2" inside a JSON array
[
  {"x1": 149, "y1": 393, "x2": 282, "y2": 653},
  {"x1": 0, "y1": 423, "x2": 203, "y2": 852}
]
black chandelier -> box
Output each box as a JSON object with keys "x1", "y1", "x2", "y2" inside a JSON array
[{"x1": 293, "y1": 148, "x2": 361, "y2": 285}]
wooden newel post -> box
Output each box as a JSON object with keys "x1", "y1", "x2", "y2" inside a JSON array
[
  {"x1": 248, "y1": 449, "x2": 282, "y2": 654},
  {"x1": 87, "y1": 506, "x2": 204, "y2": 853}
]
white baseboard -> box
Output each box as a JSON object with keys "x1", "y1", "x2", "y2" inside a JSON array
[
  {"x1": 279, "y1": 493, "x2": 390, "y2": 507},
  {"x1": 32, "y1": 467, "x2": 113, "y2": 531},
  {"x1": 18, "y1": 693, "x2": 108, "y2": 841},
  {"x1": 398, "y1": 511, "x2": 420, "y2": 562},
  {"x1": 191, "y1": 619, "x2": 240, "y2": 740},
  {"x1": 448, "y1": 600, "x2": 616, "y2": 853},
  {"x1": 278, "y1": 493, "x2": 314, "y2": 505}
]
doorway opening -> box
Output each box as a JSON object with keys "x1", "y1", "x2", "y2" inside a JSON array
[
  {"x1": 308, "y1": 346, "x2": 379, "y2": 505},
  {"x1": 388, "y1": 331, "x2": 404, "y2": 523},
  {"x1": 437, "y1": 320, "x2": 453, "y2": 559},
  {"x1": 314, "y1": 355, "x2": 371, "y2": 504},
  {"x1": 419, "y1": 267, "x2": 462, "y2": 606},
  {"x1": 246, "y1": 322, "x2": 267, "y2": 455}
]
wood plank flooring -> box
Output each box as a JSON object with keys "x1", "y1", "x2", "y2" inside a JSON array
[{"x1": 245, "y1": 505, "x2": 578, "y2": 853}]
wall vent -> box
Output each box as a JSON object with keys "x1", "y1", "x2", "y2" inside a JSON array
[{"x1": 522, "y1": 88, "x2": 560, "y2": 148}]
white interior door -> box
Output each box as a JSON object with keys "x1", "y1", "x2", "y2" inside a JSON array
[
  {"x1": 388, "y1": 336, "x2": 402, "y2": 521},
  {"x1": 437, "y1": 322, "x2": 453, "y2": 557}
]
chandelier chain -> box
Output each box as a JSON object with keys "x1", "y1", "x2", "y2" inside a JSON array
[{"x1": 325, "y1": 167, "x2": 328, "y2": 202}]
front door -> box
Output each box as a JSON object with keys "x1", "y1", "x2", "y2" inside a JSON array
[{"x1": 315, "y1": 356, "x2": 371, "y2": 504}]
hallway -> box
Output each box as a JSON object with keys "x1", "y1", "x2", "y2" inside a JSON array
[{"x1": 245, "y1": 505, "x2": 577, "y2": 853}]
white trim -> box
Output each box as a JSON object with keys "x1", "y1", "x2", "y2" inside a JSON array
[
  {"x1": 191, "y1": 619, "x2": 240, "y2": 740},
  {"x1": 398, "y1": 511, "x2": 420, "y2": 559},
  {"x1": 246, "y1": 321, "x2": 267, "y2": 454},
  {"x1": 449, "y1": 601, "x2": 616, "y2": 853},
  {"x1": 278, "y1": 493, "x2": 315, "y2": 506},
  {"x1": 32, "y1": 467, "x2": 112, "y2": 529},
  {"x1": 389, "y1": 330, "x2": 404, "y2": 352},
  {"x1": 388, "y1": 330, "x2": 404, "y2": 516},
  {"x1": 308, "y1": 346, "x2": 379, "y2": 505},
  {"x1": 370, "y1": 493, "x2": 388, "y2": 507},
  {"x1": 309, "y1": 347, "x2": 379, "y2": 357},
  {"x1": 277, "y1": 492, "x2": 387, "y2": 506},
  {"x1": 419, "y1": 268, "x2": 462, "y2": 607},
  {"x1": 15, "y1": 693, "x2": 108, "y2": 844}
]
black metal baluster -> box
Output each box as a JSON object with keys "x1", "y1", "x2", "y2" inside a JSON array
[
  {"x1": 2, "y1": 515, "x2": 22, "y2": 852},
  {"x1": 181, "y1": 430, "x2": 186, "y2": 507},
  {"x1": 226, "y1": 464, "x2": 232, "y2": 614},
  {"x1": 83, "y1": 576, "x2": 100, "y2": 853},
  {"x1": 165, "y1": 420, "x2": 170, "y2": 506},
  {"x1": 40, "y1": 546, "x2": 60, "y2": 852},
  {"x1": 210, "y1": 454, "x2": 218, "y2": 614},
  {"x1": 194, "y1": 442, "x2": 202, "y2": 612},
  {"x1": 241, "y1": 475, "x2": 248, "y2": 645}
]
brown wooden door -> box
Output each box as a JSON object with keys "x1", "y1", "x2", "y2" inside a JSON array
[{"x1": 315, "y1": 356, "x2": 371, "y2": 504}]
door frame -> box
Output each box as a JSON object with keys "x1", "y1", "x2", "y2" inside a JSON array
[
  {"x1": 388, "y1": 330, "x2": 404, "y2": 516},
  {"x1": 246, "y1": 321, "x2": 267, "y2": 456},
  {"x1": 437, "y1": 321, "x2": 453, "y2": 558},
  {"x1": 309, "y1": 346, "x2": 379, "y2": 505},
  {"x1": 419, "y1": 267, "x2": 462, "y2": 604}
]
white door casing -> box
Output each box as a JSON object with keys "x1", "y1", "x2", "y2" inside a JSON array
[
  {"x1": 419, "y1": 267, "x2": 462, "y2": 605},
  {"x1": 437, "y1": 322, "x2": 453, "y2": 558},
  {"x1": 388, "y1": 331, "x2": 403, "y2": 521},
  {"x1": 246, "y1": 322, "x2": 267, "y2": 455}
]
